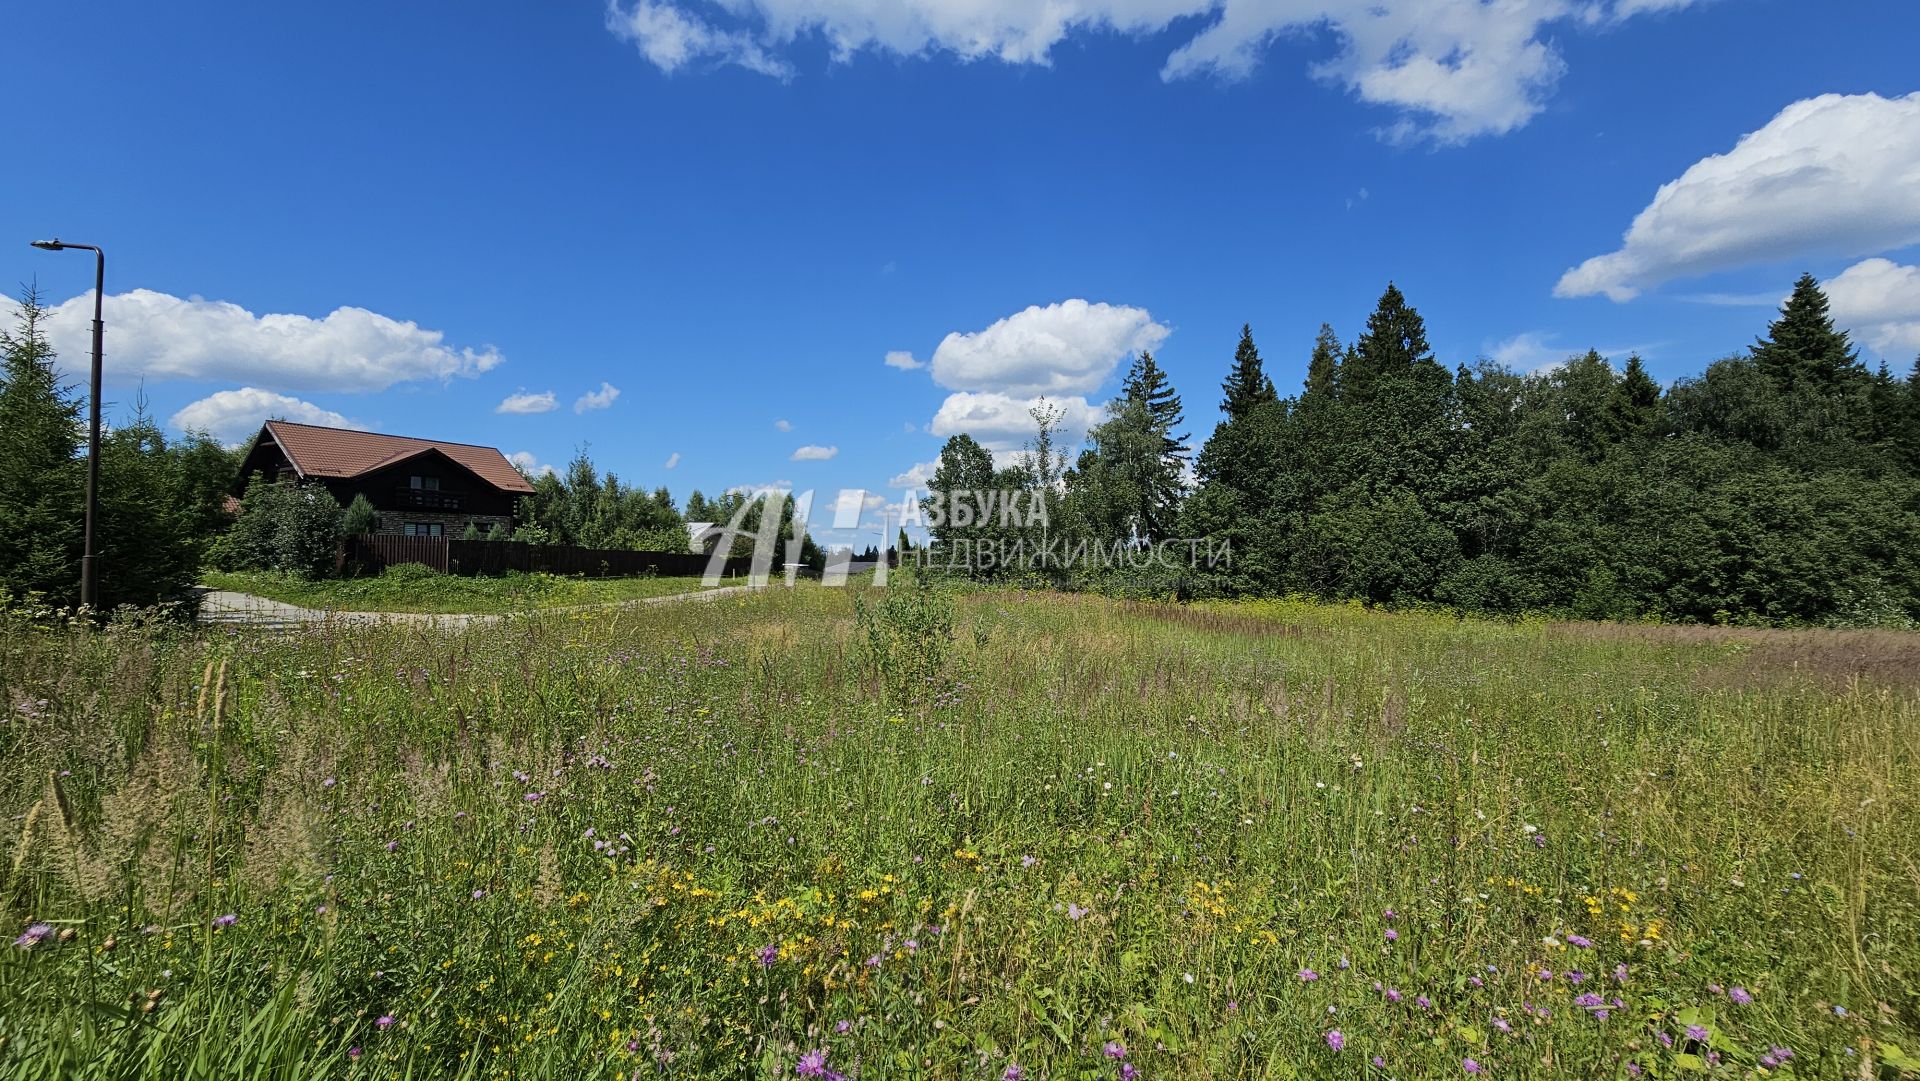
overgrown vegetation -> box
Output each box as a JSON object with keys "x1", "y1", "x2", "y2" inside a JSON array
[{"x1": 2, "y1": 590, "x2": 1916, "y2": 1078}]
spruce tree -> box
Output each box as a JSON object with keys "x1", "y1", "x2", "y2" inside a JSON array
[
  {"x1": 1751, "y1": 273, "x2": 1862, "y2": 391},
  {"x1": 342, "y1": 493, "x2": 381, "y2": 535},
  {"x1": 1303, "y1": 323, "x2": 1342, "y2": 402},
  {"x1": 1120, "y1": 351, "x2": 1191, "y2": 537},
  {"x1": 1602, "y1": 354, "x2": 1662, "y2": 444},
  {"x1": 1347, "y1": 283, "x2": 1434, "y2": 396},
  {"x1": 1220, "y1": 324, "x2": 1276, "y2": 421},
  {"x1": 0, "y1": 287, "x2": 85, "y2": 605},
  {"x1": 1121, "y1": 351, "x2": 1189, "y2": 463}
]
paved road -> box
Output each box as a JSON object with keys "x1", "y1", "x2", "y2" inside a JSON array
[{"x1": 196, "y1": 583, "x2": 764, "y2": 630}]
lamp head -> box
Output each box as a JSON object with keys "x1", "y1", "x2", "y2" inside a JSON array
[{"x1": 30, "y1": 239, "x2": 65, "y2": 251}]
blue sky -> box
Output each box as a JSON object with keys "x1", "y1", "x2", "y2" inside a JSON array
[{"x1": 5, "y1": 0, "x2": 1919, "y2": 547}]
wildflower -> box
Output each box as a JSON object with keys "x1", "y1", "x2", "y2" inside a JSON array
[
  {"x1": 1298, "y1": 968, "x2": 1319, "y2": 983},
  {"x1": 1566, "y1": 934, "x2": 1593, "y2": 949},
  {"x1": 524, "y1": 792, "x2": 543, "y2": 804},
  {"x1": 1492, "y1": 1018, "x2": 1512, "y2": 1034},
  {"x1": 212, "y1": 913, "x2": 238, "y2": 929},
  {"x1": 1383, "y1": 908, "x2": 1397, "y2": 921},
  {"x1": 376, "y1": 1015, "x2": 394, "y2": 1030},
  {"x1": 1021, "y1": 855, "x2": 1037, "y2": 868},
  {"x1": 797, "y1": 1049, "x2": 833, "y2": 1078},
  {"x1": 1120, "y1": 1066, "x2": 1138, "y2": 1081},
  {"x1": 1385, "y1": 988, "x2": 1402, "y2": 1003},
  {"x1": 1685, "y1": 1025, "x2": 1709, "y2": 1044},
  {"x1": 1338, "y1": 955, "x2": 1351, "y2": 970},
  {"x1": 14, "y1": 923, "x2": 54, "y2": 950},
  {"x1": 1372, "y1": 1057, "x2": 1386, "y2": 1068},
  {"x1": 835, "y1": 1020, "x2": 851, "y2": 1035},
  {"x1": 1183, "y1": 972, "x2": 1195, "y2": 984},
  {"x1": 1613, "y1": 964, "x2": 1629, "y2": 982},
  {"x1": 1067, "y1": 903, "x2": 1089, "y2": 921},
  {"x1": 1003, "y1": 1066, "x2": 1025, "y2": 1081},
  {"x1": 1575, "y1": 993, "x2": 1603, "y2": 1009},
  {"x1": 1326, "y1": 1030, "x2": 1345, "y2": 1052},
  {"x1": 1416, "y1": 996, "x2": 1432, "y2": 1010},
  {"x1": 1728, "y1": 986, "x2": 1753, "y2": 1006},
  {"x1": 1463, "y1": 1057, "x2": 1484, "y2": 1073},
  {"x1": 758, "y1": 943, "x2": 778, "y2": 967},
  {"x1": 1468, "y1": 976, "x2": 1484, "y2": 989},
  {"x1": 1384, "y1": 929, "x2": 1399, "y2": 942},
  {"x1": 1104, "y1": 1042, "x2": 1127, "y2": 1059},
  {"x1": 472, "y1": 890, "x2": 486, "y2": 899},
  {"x1": 348, "y1": 1047, "x2": 361, "y2": 1060}
]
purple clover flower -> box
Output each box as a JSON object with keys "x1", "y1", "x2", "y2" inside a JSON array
[
  {"x1": 1326, "y1": 1030, "x2": 1345, "y2": 1052},
  {"x1": 1104, "y1": 1041, "x2": 1127, "y2": 1059},
  {"x1": 13, "y1": 923, "x2": 52, "y2": 949},
  {"x1": 1728, "y1": 986, "x2": 1753, "y2": 1006}
]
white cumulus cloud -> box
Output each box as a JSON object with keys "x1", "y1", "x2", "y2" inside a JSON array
[
  {"x1": 604, "y1": 0, "x2": 1711, "y2": 143},
  {"x1": 884, "y1": 350, "x2": 925, "y2": 370},
  {"x1": 889, "y1": 460, "x2": 938, "y2": 489},
  {"x1": 497, "y1": 389, "x2": 558, "y2": 415},
  {"x1": 664, "y1": 451, "x2": 682, "y2": 469},
  {"x1": 928, "y1": 299, "x2": 1168, "y2": 397},
  {"x1": 791, "y1": 444, "x2": 840, "y2": 461},
  {"x1": 1557, "y1": 92, "x2": 1920, "y2": 302},
  {"x1": 1826, "y1": 258, "x2": 1920, "y2": 359},
  {"x1": 929, "y1": 391, "x2": 1105, "y2": 454},
  {"x1": 169, "y1": 388, "x2": 361, "y2": 446},
  {"x1": 509, "y1": 451, "x2": 557, "y2": 478},
  {"x1": 32, "y1": 288, "x2": 502, "y2": 392},
  {"x1": 774, "y1": 418, "x2": 794, "y2": 432},
  {"x1": 574, "y1": 382, "x2": 622, "y2": 413}
]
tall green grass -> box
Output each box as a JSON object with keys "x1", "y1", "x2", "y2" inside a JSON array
[{"x1": 2, "y1": 587, "x2": 1916, "y2": 1078}]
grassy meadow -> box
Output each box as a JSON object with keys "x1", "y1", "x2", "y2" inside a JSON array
[
  {"x1": 201, "y1": 567, "x2": 722, "y2": 614},
  {"x1": 2, "y1": 584, "x2": 1918, "y2": 1079}
]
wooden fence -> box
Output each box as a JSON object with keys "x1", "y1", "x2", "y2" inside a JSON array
[{"x1": 344, "y1": 535, "x2": 752, "y2": 579}]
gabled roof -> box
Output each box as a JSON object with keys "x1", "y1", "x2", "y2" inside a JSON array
[{"x1": 260, "y1": 420, "x2": 536, "y2": 494}]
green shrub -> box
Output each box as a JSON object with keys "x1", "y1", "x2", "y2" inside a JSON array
[{"x1": 211, "y1": 477, "x2": 344, "y2": 579}]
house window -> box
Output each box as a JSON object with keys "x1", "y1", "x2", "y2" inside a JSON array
[
  {"x1": 409, "y1": 476, "x2": 441, "y2": 490},
  {"x1": 404, "y1": 522, "x2": 444, "y2": 538}
]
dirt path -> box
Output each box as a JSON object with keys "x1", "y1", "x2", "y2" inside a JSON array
[{"x1": 195, "y1": 583, "x2": 765, "y2": 629}]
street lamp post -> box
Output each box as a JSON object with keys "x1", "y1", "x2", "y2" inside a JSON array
[{"x1": 30, "y1": 239, "x2": 106, "y2": 610}]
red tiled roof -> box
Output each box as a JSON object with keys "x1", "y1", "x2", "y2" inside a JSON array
[{"x1": 262, "y1": 420, "x2": 536, "y2": 494}]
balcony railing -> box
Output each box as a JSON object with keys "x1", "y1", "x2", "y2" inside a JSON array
[{"x1": 393, "y1": 487, "x2": 463, "y2": 510}]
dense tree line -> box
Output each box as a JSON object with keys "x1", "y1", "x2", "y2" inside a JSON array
[
  {"x1": 925, "y1": 274, "x2": 1920, "y2": 626},
  {"x1": 515, "y1": 453, "x2": 825, "y2": 570},
  {"x1": 0, "y1": 289, "x2": 238, "y2": 611}
]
